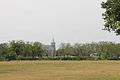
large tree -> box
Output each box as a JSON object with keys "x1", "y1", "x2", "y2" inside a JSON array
[{"x1": 101, "y1": 0, "x2": 120, "y2": 35}]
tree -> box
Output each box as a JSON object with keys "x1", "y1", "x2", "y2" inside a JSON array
[
  {"x1": 101, "y1": 0, "x2": 120, "y2": 35},
  {"x1": 64, "y1": 43, "x2": 74, "y2": 57},
  {"x1": 23, "y1": 42, "x2": 33, "y2": 57},
  {"x1": 9, "y1": 40, "x2": 25, "y2": 56},
  {"x1": 0, "y1": 43, "x2": 10, "y2": 56},
  {"x1": 5, "y1": 51, "x2": 17, "y2": 61},
  {"x1": 58, "y1": 43, "x2": 66, "y2": 57},
  {"x1": 73, "y1": 43, "x2": 82, "y2": 56},
  {"x1": 32, "y1": 42, "x2": 43, "y2": 58}
]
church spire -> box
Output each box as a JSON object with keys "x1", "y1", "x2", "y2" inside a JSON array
[
  {"x1": 52, "y1": 37, "x2": 55, "y2": 43},
  {"x1": 51, "y1": 37, "x2": 56, "y2": 56}
]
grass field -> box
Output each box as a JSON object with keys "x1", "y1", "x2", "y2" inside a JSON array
[{"x1": 0, "y1": 61, "x2": 120, "y2": 80}]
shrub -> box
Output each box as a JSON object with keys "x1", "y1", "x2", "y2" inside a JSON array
[{"x1": 107, "y1": 57, "x2": 120, "y2": 60}]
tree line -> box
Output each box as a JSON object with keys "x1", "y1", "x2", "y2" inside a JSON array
[
  {"x1": 57, "y1": 42, "x2": 120, "y2": 60},
  {"x1": 0, "y1": 40, "x2": 120, "y2": 61}
]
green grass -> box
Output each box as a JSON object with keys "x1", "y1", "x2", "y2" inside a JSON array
[
  {"x1": 0, "y1": 61, "x2": 120, "y2": 80},
  {"x1": 0, "y1": 70, "x2": 18, "y2": 74},
  {"x1": 0, "y1": 71, "x2": 10, "y2": 74}
]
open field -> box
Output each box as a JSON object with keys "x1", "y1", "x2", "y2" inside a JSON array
[{"x1": 0, "y1": 61, "x2": 120, "y2": 80}]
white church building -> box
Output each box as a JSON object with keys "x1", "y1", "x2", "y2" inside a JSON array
[{"x1": 42, "y1": 38, "x2": 56, "y2": 56}]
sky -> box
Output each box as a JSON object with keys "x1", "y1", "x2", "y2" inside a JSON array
[{"x1": 0, "y1": 0, "x2": 119, "y2": 45}]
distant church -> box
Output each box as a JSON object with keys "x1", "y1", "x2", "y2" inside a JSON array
[{"x1": 42, "y1": 38, "x2": 56, "y2": 56}]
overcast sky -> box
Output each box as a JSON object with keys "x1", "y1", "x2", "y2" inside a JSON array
[{"x1": 0, "y1": 0, "x2": 119, "y2": 45}]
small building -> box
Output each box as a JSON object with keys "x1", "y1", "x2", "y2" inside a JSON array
[{"x1": 90, "y1": 53, "x2": 98, "y2": 57}]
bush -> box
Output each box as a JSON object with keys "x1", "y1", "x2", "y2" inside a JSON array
[
  {"x1": 17, "y1": 56, "x2": 26, "y2": 60},
  {"x1": 85, "y1": 57, "x2": 99, "y2": 60},
  {"x1": 71, "y1": 57, "x2": 87, "y2": 60},
  {"x1": 107, "y1": 57, "x2": 120, "y2": 60}
]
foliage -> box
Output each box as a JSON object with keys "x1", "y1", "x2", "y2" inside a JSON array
[
  {"x1": 0, "y1": 40, "x2": 120, "y2": 60},
  {"x1": 101, "y1": 0, "x2": 120, "y2": 35},
  {"x1": 5, "y1": 51, "x2": 17, "y2": 61}
]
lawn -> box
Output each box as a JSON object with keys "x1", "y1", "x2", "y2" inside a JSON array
[{"x1": 0, "y1": 61, "x2": 120, "y2": 80}]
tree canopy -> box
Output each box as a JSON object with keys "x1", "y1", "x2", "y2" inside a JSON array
[{"x1": 101, "y1": 0, "x2": 120, "y2": 35}]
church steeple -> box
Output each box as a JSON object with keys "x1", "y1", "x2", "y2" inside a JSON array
[
  {"x1": 51, "y1": 37, "x2": 56, "y2": 55},
  {"x1": 52, "y1": 37, "x2": 55, "y2": 43},
  {"x1": 51, "y1": 37, "x2": 55, "y2": 47}
]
